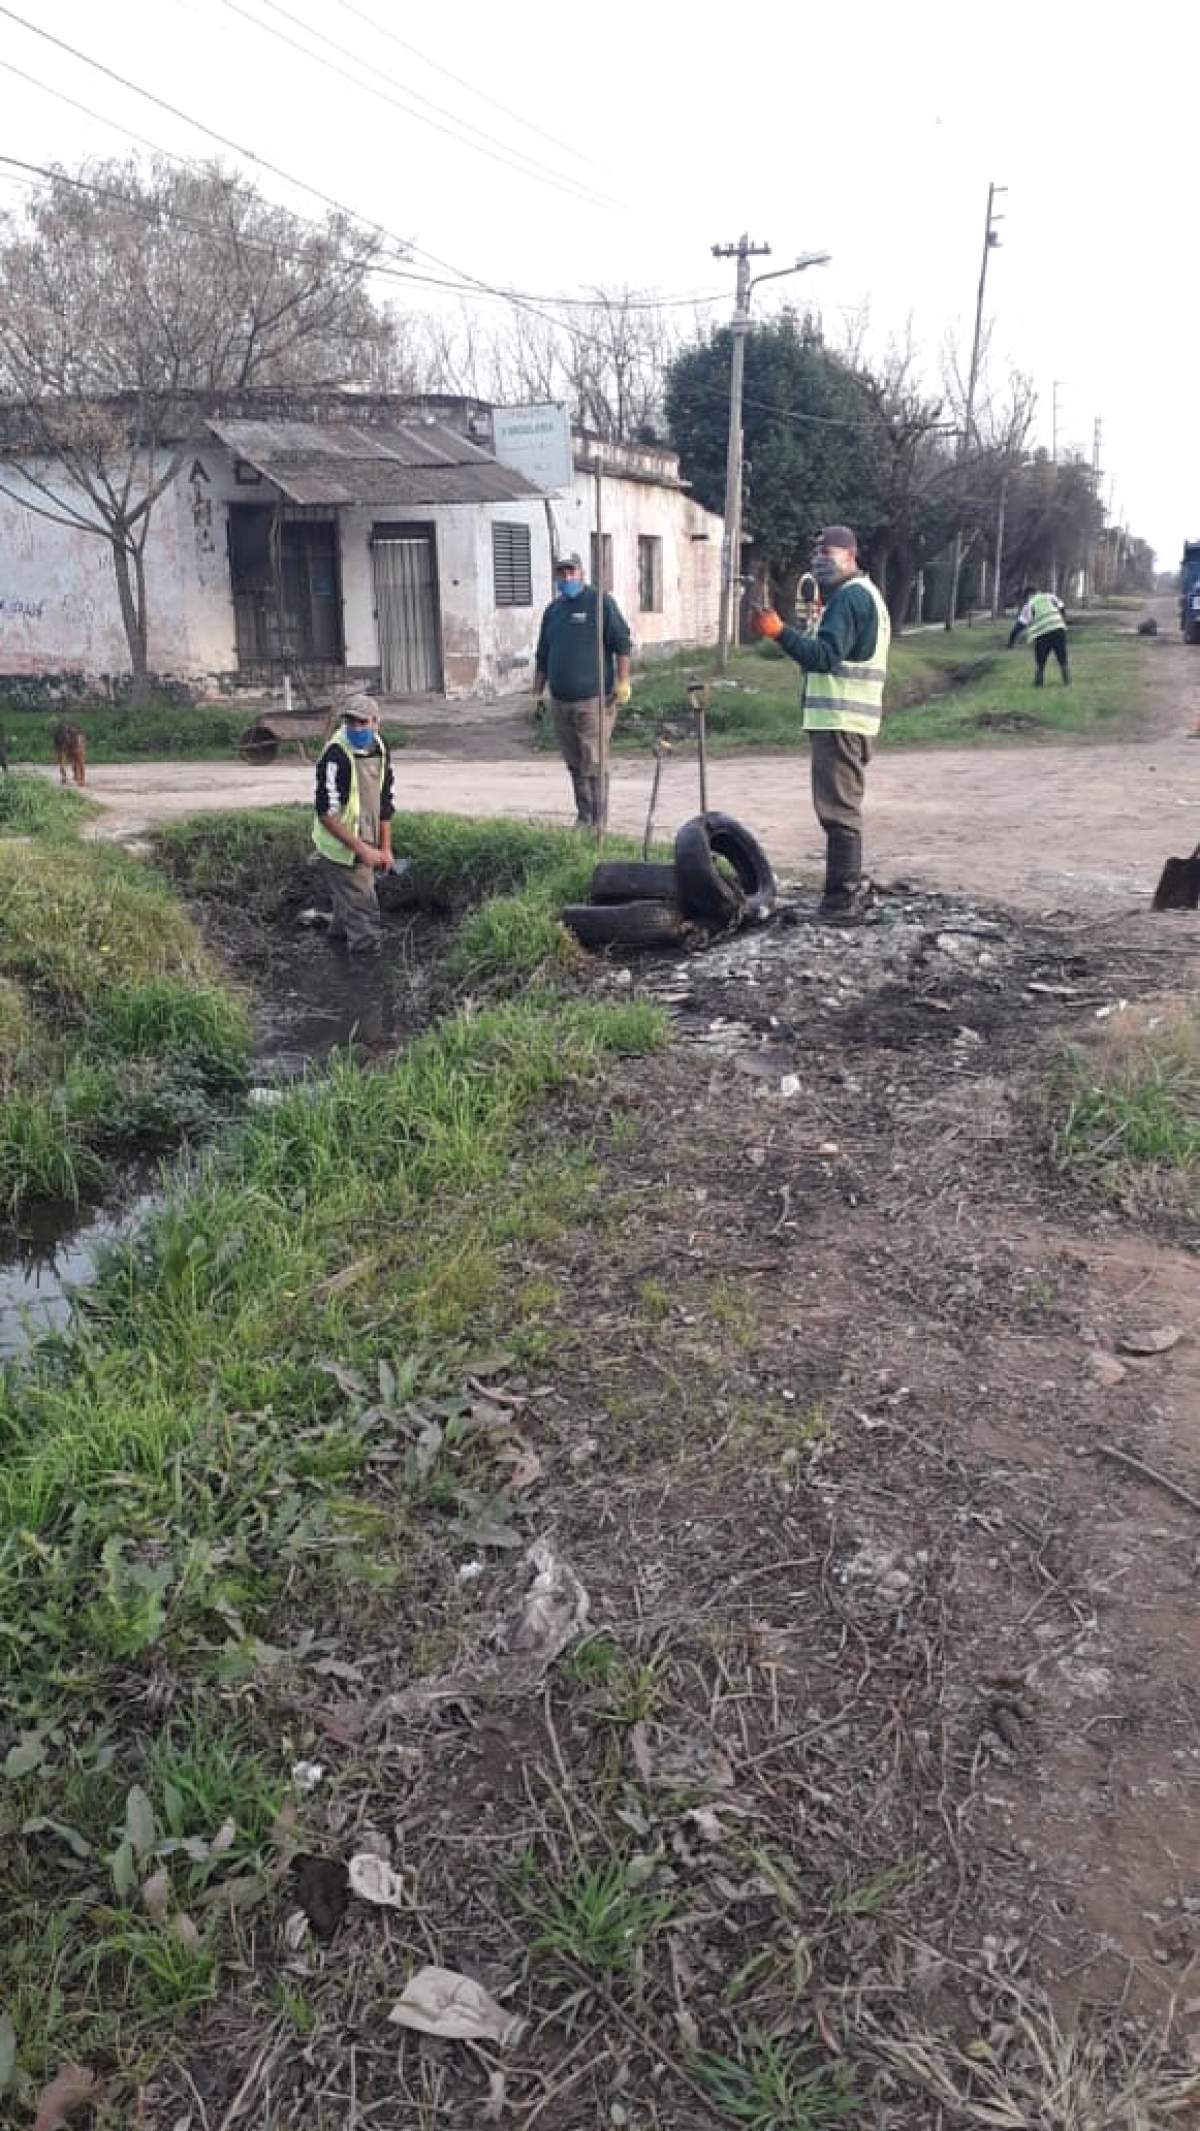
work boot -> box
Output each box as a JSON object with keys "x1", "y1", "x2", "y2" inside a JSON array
[
  {"x1": 1062, "y1": 663, "x2": 1071, "y2": 686},
  {"x1": 1034, "y1": 670, "x2": 1044, "y2": 688},
  {"x1": 817, "y1": 826, "x2": 867, "y2": 922}
]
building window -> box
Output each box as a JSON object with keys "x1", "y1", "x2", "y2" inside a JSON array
[
  {"x1": 589, "y1": 532, "x2": 613, "y2": 592},
  {"x1": 637, "y1": 535, "x2": 663, "y2": 613},
  {"x1": 492, "y1": 521, "x2": 532, "y2": 606}
]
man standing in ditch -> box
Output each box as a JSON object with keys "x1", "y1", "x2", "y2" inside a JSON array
[
  {"x1": 533, "y1": 551, "x2": 632, "y2": 829},
  {"x1": 1007, "y1": 584, "x2": 1069, "y2": 687},
  {"x1": 312, "y1": 693, "x2": 396, "y2": 954},
  {"x1": 751, "y1": 525, "x2": 891, "y2": 921}
]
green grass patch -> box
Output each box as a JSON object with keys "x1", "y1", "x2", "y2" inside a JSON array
[
  {"x1": 0, "y1": 985, "x2": 665, "y2": 2090},
  {"x1": 1048, "y1": 1002, "x2": 1200, "y2": 1222},
  {"x1": 0, "y1": 770, "x2": 99, "y2": 838},
  {"x1": 0, "y1": 837, "x2": 251, "y2": 1213},
  {"x1": 615, "y1": 607, "x2": 1149, "y2": 754}
]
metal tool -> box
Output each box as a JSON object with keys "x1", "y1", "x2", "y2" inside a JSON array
[
  {"x1": 642, "y1": 737, "x2": 672, "y2": 859},
  {"x1": 1152, "y1": 841, "x2": 1200, "y2": 911},
  {"x1": 686, "y1": 678, "x2": 712, "y2": 816}
]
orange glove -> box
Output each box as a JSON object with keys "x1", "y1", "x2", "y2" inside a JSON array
[{"x1": 750, "y1": 606, "x2": 784, "y2": 640}]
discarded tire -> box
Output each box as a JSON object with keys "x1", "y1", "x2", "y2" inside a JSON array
[
  {"x1": 700, "y1": 811, "x2": 777, "y2": 923},
  {"x1": 561, "y1": 899, "x2": 689, "y2": 948},
  {"x1": 589, "y1": 860, "x2": 678, "y2": 904},
  {"x1": 673, "y1": 813, "x2": 766, "y2": 928}
]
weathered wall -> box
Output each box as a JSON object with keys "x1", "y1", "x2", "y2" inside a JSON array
[{"x1": 0, "y1": 421, "x2": 723, "y2": 700}]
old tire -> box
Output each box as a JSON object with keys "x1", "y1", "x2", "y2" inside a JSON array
[
  {"x1": 700, "y1": 810, "x2": 777, "y2": 923},
  {"x1": 673, "y1": 813, "x2": 767, "y2": 928},
  {"x1": 589, "y1": 860, "x2": 678, "y2": 904},
  {"x1": 561, "y1": 899, "x2": 688, "y2": 948}
]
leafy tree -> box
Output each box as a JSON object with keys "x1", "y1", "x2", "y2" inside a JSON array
[
  {"x1": 0, "y1": 157, "x2": 402, "y2": 704},
  {"x1": 664, "y1": 313, "x2": 886, "y2": 613}
]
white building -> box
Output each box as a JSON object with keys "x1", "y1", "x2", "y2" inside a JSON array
[{"x1": 0, "y1": 396, "x2": 723, "y2": 702}]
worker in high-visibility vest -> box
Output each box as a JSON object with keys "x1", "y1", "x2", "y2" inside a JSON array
[
  {"x1": 312, "y1": 694, "x2": 396, "y2": 953},
  {"x1": 1008, "y1": 585, "x2": 1070, "y2": 687},
  {"x1": 750, "y1": 525, "x2": 891, "y2": 922}
]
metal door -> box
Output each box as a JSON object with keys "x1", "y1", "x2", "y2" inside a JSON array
[{"x1": 372, "y1": 528, "x2": 443, "y2": 694}]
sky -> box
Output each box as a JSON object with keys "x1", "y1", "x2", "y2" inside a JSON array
[{"x1": 0, "y1": 0, "x2": 1194, "y2": 566}]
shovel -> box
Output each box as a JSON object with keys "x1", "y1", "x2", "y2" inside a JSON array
[{"x1": 1152, "y1": 841, "x2": 1200, "y2": 911}]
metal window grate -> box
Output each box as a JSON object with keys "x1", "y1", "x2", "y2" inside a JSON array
[{"x1": 492, "y1": 521, "x2": 532, "y2": 607}]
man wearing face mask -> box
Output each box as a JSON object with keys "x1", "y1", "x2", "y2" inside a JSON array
[
  {"x1": 751, "y1": 525, "x2": 891, "y2": 921},
  {"x1": 312, "y1": 692, "x2": 396, "y2": 953},
  {"x1": 533, "y1": 551, "x2": 633, "y2": 828}
]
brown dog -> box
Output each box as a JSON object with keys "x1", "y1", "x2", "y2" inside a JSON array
[{"x1": 53, "y1": 721, "x2": 86, "y2": 786}]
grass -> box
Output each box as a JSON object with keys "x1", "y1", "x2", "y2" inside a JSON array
[
  {"x1": 1048, "y1": 999, "x2": 1200, "y2": 1222},
  {"x1": 0, "y1": 699, "x2": 414, "y2": 766},
  {"x1": 693, "y1": 2031, "x2": 860, "y2": 2128},
  {"x1": 0, "y1": 770, "x2": 100, "y2": 837},
  {"x1": 0, "y1": 829, "x2": 251, "y2": 1215},
  {"x1": 0, "y1": 951, "x2": 665, "y2": 2091},
  {"x1": 613, "y1": 605, "x2": 1148, "y2": 754}
]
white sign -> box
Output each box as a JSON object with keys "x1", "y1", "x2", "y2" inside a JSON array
[{"x1": 491, "y1": 402, "x2": 572, "y2": 495}]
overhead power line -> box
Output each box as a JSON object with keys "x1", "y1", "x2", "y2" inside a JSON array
[
  {"x1": 331, "y1": 0, "x2": 607, "y2": 177},
  {"x1": 0, "y1": 2, "x2": 414, "y2": 259},
  {"x1": 219, "y1": 0, "x2": 617, "y2": 212}
]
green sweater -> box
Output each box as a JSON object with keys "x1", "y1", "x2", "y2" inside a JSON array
[
  {"x1": 535, "y1": 587, "x2": 632, "y2": 703},
  {"x1": 775, "y1": 576, "x2": 882, "y2": 674}
]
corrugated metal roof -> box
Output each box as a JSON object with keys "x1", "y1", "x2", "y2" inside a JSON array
[{"x1": 206, "y1": 417, "x2": 543, "y2": 507}]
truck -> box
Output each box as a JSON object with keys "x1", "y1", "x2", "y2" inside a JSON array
[{"x1": 1181, "y1": 541, "x2": 1200, "y2": 642}]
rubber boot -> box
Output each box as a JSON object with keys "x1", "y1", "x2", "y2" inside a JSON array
[
  {"x1": 818, "y1": 825, "x2": 866, "y2": 921},
  {"x1": 1062, "y1": 660, "x2": 1071, "y2": 687},
  {"x1": 569, "y1": 766, "x2": 590, "y2": 827}
]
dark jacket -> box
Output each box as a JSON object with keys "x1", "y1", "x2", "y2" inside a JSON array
[
  {"x1": 775, "y1": 576, "x2": 882, "y2": 673},
  {"x1": 535, "y1": 586, "x2": 632, "y2": 703},
  {"x1": 314, "y1": 735, "x2": 395, "y2": 822}
]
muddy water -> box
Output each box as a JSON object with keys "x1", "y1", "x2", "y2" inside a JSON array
[{"x1": 0, "y1": 932, "x2": 420, "y2": 1359}]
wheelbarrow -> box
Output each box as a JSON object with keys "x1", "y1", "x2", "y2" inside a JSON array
[{"x1": 238, "y1": 702, "x2": 338, "y2": 765}]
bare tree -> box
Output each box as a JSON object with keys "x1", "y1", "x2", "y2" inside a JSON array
[
  {"x1": 0, "y1": 157, "x2": 403, "y2": 704},
  {"x1": 414, "y1": 286, "x2": 678, "y2": 444}
]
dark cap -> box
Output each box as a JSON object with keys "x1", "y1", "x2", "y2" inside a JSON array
[
  {"x1": 816, "y1": 524, "x2": 857, "y2": 553},
  {"x1": 554, "y1": 551, "x2": 583, "y2": 573}
]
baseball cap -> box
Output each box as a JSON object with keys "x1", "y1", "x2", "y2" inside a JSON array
[
  {"x1": 816, "y1": 525, "x2": 857, "y2": 553},
  {"x1": 554, "y1": 552, "x2": 583, "y2": 573},
  {"x1": 341, "y1": 692, "x2": 375, "y2": 724}
]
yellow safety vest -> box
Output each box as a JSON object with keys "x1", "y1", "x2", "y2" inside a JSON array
[
  {"x1": 803, "y1": 576, "x2": 892, "y2": 737},
  {"x1": 312, "y1": 736, "x2": 389, "y2": 867},
  {"x1": 1025, "y1": 593, "x2": 1065, "y2": 642}
]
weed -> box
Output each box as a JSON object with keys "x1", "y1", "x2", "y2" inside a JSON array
[
  {"x1": 694, "y1": 2029, "x2": 860, "y2": 2127},
  {"x1": 520, "y1": 1851, "x2": 676, "y2": 1976}
]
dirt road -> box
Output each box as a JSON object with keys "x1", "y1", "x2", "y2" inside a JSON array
[{"x1": 79, "y1": 626, "x2": 1200, "y2": 913}]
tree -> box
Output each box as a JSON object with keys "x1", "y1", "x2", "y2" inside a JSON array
[
  {"x1": 665, "y1": 312, "x2": 886, "y2": 612},
  {"x1": 0, "y1": 157, "x2": 402, "y2": 704},
  {"x1": 414, "y1": 287, "x2": 678, "y2": 444},
  {"x1": 850, "y1": 340, "x2": 957, "y2": 625}
]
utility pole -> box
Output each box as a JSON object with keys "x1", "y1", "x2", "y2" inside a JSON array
[
  {"x1": 713, "y1": 234, "x2": 770, "y2": 671},
  {"x1": 1083, "y1": 415, "x2": 1102, "y2": 605},
  {"x1": 945, "y1": 180, "x2": 1005, "y2": 629},
  {"x1": 1049, "y1": 381, "x2": 1064, "y2": 594},
  {"x1": 711, "y1": 235, "x2": 831, "y2": 670}
]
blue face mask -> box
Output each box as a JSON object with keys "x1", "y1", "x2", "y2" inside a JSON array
[
  {"x1": 344, "y1": 725, "x2": 376, "y2": 752},
  {"x1": 557, "y1": 576, "x2": 584, "y2": 599}
]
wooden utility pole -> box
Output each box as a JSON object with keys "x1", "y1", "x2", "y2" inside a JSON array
[
  {"x1": 593, "y1": 455, "x2": 607, "y2": 853},
  {"x1": 945, "y1": 181, "x2": 1005, "y2": 629},
  {"x1": 712, "y1": 233, "x2": 770, "y2": 671}
]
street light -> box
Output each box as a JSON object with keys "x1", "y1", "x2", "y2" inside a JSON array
[{"x1": 716, "y1": 247, "x2": 831, "y2": 671}]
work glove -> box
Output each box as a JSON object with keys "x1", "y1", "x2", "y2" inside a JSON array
[
  {"x1": 532, "y1": 691, "x2": 546, "y2": 716},
  {"x1": 614, "y1": 679, "x2": 632, "y2": 708},
  {"x1": 750, "y1": 606, "x2": 785, "y2": 640}
]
